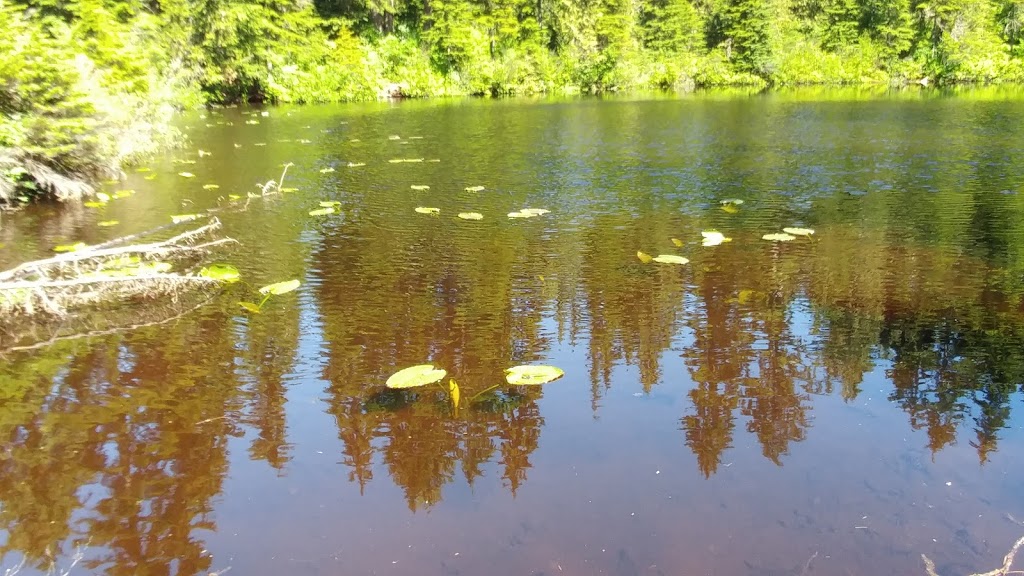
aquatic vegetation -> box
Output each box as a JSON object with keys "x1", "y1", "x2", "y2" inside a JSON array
[
  {"x1": 701, "y1": 230, "x2": 732, "y2": 246},
  {"x1": 504, "y1": 365, "x2": 564, "y2": 385},
  {"x1": 671, "y1": 238, "x2": 684, "y2": 247},
  {"x1": 319, "y1": 167, "x2": 336, "y2": 173},
  {"x1": 763, "y1": 233, "x2": 797, "y2": 242},
  {"x1": 637, "y1": 251, "x2": 654, "y2": 263},
  {"x1": 386, "y1": 364, "x2": 448, "y2": 389},
  {"x1": 178, "y1": 172, "x2": 195, "y2": 178},
  {"x1": 415, "y1": 207, "x2": 441, "y2": 214},
  {"x1": 53, "y1": 242, "x2": 87, "y2": 253},
  {"x1": 171, "y1": 214, "x2": 203, "y2": 223},
  {"x1": 347, "y1": 162, "x2": 366, "y2": 167},
  {"x1": 464, "y1": 186, "x2": 485, "y2": 192},
  {"x1": 238, "y1": 279, "x2": 301, "y2": 314},
  {"x1": 98, "y1": 220, "x2": 119, "y2": 227},
  {"x1": 783, "y1": 227, "x2": 815, "y2": 236},
  {"x1": 411, "y1": 185, "x2": 430, "y2": 190},
  {"x1": 197, "y1": 264, "x2": 241, "y2": 282},
  {"x1": 203, "y1": 184, "x2": 220, "y2": 190},
  {"x1": 308, "y1": 207, "x2": 335, "y2": 216},
  {"x1": 458, "y1": 212, "x2": 484, "y2": 220},
  {"x1": 652, "y1": 254, "x2": 689, "y2": 264}
]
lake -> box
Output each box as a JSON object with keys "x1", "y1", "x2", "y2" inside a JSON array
[{"x1": 2, "y1": 88, "x2": 1024, "y2": 576}]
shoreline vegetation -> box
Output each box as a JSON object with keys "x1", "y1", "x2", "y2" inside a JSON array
[{"x1": 3, "y1": 0, "x2": 1024, "y2": 201}]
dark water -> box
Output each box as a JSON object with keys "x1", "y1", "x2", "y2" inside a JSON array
[{"x1": 3, "y1": 89, "x2": 1024, "y2": 576}]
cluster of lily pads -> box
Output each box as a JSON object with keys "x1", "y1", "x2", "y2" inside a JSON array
[
  {"x1": 385, "y1": 363, "x2": 565, "y2": 410},
  {"x1": 412, "y1": 206, "x2": 550, "y2": 221},
  {"x1": 636, "y1": 199, "x2": 816, "y2": 266}
]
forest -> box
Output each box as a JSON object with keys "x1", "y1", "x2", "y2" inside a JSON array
[{"x1": 3, "y1": 0, "x2": 1024, "y2": 199}]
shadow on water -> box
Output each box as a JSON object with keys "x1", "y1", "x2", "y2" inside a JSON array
[{"x1": 2, "y1": 90, "x2": 1024, "y2": 575}]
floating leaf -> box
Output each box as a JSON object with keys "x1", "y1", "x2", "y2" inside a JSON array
[
  {"x1": 112, "y1": 190, "x2": 134, "y2": 199},
  {"x1": 53, "y1": 242, "x2": 86, "y2": 253},
  {"x1": 671, "y1": 238, "x2": 683, "y2": 247},
  {"x1": 405, "y1": 158, "x2": 424, "y2": 163},
  {"x1": 238, "y1": 301, "x2": 262, "y2": 314},
  {"x1": 347, "y1": 162, "x2": 365, "y2": 167},
  {"x1": 505, "y1": 365, "x2": 564, "y2": 385},
  {"x1": 280, "y1": 187, "x2": 299, "y2": 192},
  {"x1": 199, "y1": 264, "x2": 240, "y2": 282},
  {"x1": 144, "y1": 174, "x2": 157, "y2": 180},
  {"x1": 519, "y1": 208, "x2": 550, "y2": 216},
  {"x1": 228, "y1": 194, "x2": 242, "y2": 201},
  {"x1": 253, "y1": 143, "x2": 267, "y2": 147},
  {"x1": 259, "y1": 279, "x2": 300, "y2": 295},
  {"x1": 309, "y1": 207, "x2": 335, "y2": 216},
  {"x1": 135, "y1": 167, "x2": 152, "y2": 173},
  {"x1": 319, "y1": 201, "x2": 341, "y2": 208},
  {"x1": 386, "y1": 364, "x2": 448, "y2": 389},
  {"x1": 637, "y1": 251, "x2": 653, "y2": 263},
  {"x1": 98, "y1": 220, "x2": 119, "y2": 227},
  {"x1": 198, "y1": 149, "x2": 211, "y2": 157},
  {"x1": 319, "y1": 167, "x2": 335, "y2": 174},
  {"x1": 203, "y1": 184, "x2": 220, "y2": 190},
  {"x1": 174, "y1": 159, "x2": 197, "y2": 165},
  {"x1": 508, "y1": 211, "x2": 536, "y2": 219},
  {"x1": 720, "y1": 204, "x2": 739, "y2": 214},
  {"x1": 449, "y1": 379, "x2": 460, "y2": 409},
  {"x1": 763, "y1": 233, "x2": 797, "y2": 242},
  {"x1": 464, "y1": 186, "x2": 485, "y2": 192},
  {"x1": 388, "y1": 135, "x2": 401, "y2": 140},
  {"x1": 720, "y1": 198, "x2": 745, "y2": 205},
  {"x1": 178, "y1": 172, "x2": 195, "y2": 178},
  {"x1": 458, "y1": 212, "x2": 484, "y2": 220},
  {"x1": 783, "y1": 227, "x2": 815, "y2": 236},
  {"x1": 83, "y1": 201, "x2": 106, "y2": 208},
  {"x1": 410, "y1": 185, "x2": 430, "y2": 190},
  {"x1": 409, "y1": 136, "x2": 424, "y2": 140},
  {"x1": 701, "y1": 230, "x2": 732, "y2": 247},
  {"x1": 171, "y1": 214, "x2": 202, "y2": 223},
  {"x1": 415, "y1": 207, "x2": 440, "y2": 215},
  {"x1": 96, "y1": 192, "x2": 111, "y2": 203},
  {"x1": 653, "y1": 254, "x2": 690, "y2": 264}
]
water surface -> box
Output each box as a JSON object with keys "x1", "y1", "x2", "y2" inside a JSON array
[{"x1": 3, "y1": 89, "x2": 1024, "y2": 576}]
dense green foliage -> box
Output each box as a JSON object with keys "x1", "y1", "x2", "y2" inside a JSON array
[{"x1": 3, "y1": 0, "x2": 1024, "y2": 196}]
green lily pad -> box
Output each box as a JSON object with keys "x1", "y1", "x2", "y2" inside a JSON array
[
  {"x1": 505, "y1": 365, "x2": 564, "y2": 385},
  {"x1": 259, "y1": 279, "x2": 300, "y2": 295},
  {"x1": 652, "y1": 254, "x2": 689, "y2": 265},
  {"x1": 199, "y1": 264, "x2": 241, "y2": 282},
  {"x1": 386, "y1": 364, "x2": 448, "y2": 389}
]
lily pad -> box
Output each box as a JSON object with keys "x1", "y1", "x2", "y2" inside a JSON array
[
  {"x1": 783, "y1": 227, "x2": 815, "y2": 236},
  {"x1": 763, "y1": 233, "x2": 797, "y2": 242},
  {"x1": 637, "y1": 251, "x2": 653, "y2": 263},
  {"x1": 410, "y1": 185, "x2": 430, "y2": 191},
  {"x1": 319, "y1": 201, "x2": 341, "y2": 208},
  {"x1": 720, "y1": 204, "x2": 739, "y2": 214},
  {"x1": 671, "y1": 238, "x2": 683, "y2": 247},
  {"x1": 178, "y1": 172, "x2": 195, "y2": 178},
  {"x1": 464, "y1": 186, "x2": 485, "y2": 192},
  {"x1": 319, "y1": 167, "x2": 335, "y2": 173},
  {"x1": 701, "y1": 230, "x2": 732, "y2": 246},
  {"x1": 508, "y1": 211, "x2": 536, "y2": 219},
  {"x1": 259, "y1": 279, "x2": 300, "y2": 295},
  {"x1": 347, "y1": 162, "x2": 366, "y2": 167},
  {"x1": 228, "y1": 194, "x2": 242, "y2": 201},
  {"x1": 96, "y1": 192, "x2": 111, "y2": 203},
  {"x1": 505, "y1": 365, "x2": 564, "y2": 385},
  {"x1": 171, "y1": 214, "x2": 202, "y2": 223},
  {"x1": 415, "y1": 207, "x2": 440, "y2": 215},
  {"x1": 203, "y1": 184, "x2": 220, "y2": 190},
  {"x1": 519, "y1": 208, "x2": 549, "y2": 216},
  {"x1": 83, "y1": 201, "x2": 106, "y2": 208},
  {"x1": 238, "y1": 301, "x2": 262, "y2": 314},
  {"x1": 112, "y1": 190, "x2": 134, "y2": 198},
  {"x1": 199, "y1": 264, "x2": 241, "y2": 282},
  {"x1": 280, "y1": 187, "x2": 299, "y2": 192},
  {"x1": 53, "y1": 242, "x2": 87, "y2": 253},
  {"x1": 720, "y1": 198, "x2": 745, "y2": 206},
  {"x1": 458, "y1": 212, "x2": 484, "y2": 220},
  {"x1": 653, "y1": 254, "x2": 690, "y2": 265},
  {"x1": 98, "y1": 220, "x2": 119, "y2": 227},
  {"x1": 386, "y1": 364, "x2": 448, "y2": 389},
  {"x1": 309, "y1": 207, "x2": 335, "y2": 216}
]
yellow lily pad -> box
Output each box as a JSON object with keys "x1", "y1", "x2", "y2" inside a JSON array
[
  {"x1": 171, "y1": 214, "x2": 202, "y2": 224},
  {"x1": 508, "y1": 211, "x2": 537, "y2": 219},
  {"x1": 203, "y1": 184, "x2": 220, "y2": 190},
  {"x1": 259, "y1": 279, "x2": 301, "y2": 295},
  {"x1": 386, "y1": 364, "x2": 448, "y2": 389},
  {"x1": 178, "y1": 172, "x2": 195, "y2": 178},
  {"x1": 53, "y1": 242, "x2": 87, "y2": 253},
  {"x1": 309, "y1": 207, "x2": 335, "y2": 216},
  {"x1": 464, "y1": 186, "x2": 485, "y2": 192},
  {"x1": 671, "y1": 238, "x2": 683, "y2": 247},
  {"x1": 458, "y1": 212, "x2": 484, "y2": 220},
  {"x1": 637, "y1": 251, "x2": 653, "y2": 263},
  {"x1": 505, "y1": 365, "x2": 564, "y2": 385},
  {"x1": 319, "y1": 201, "x2": 341, "y2": 208},
  {"x1": 783, "y1": 227, "x2": 815, "y2": 236},
  {"x1": 410, "y1": 185, "x2": 430, "y2": 191},
  {"x1": 519, "y1": 208, "x2": 549, "y2": 216},
  {"x1": 415, "y1": 207, "x2": 440, "y2": 215},
  {"x1": 763, "y1": 233, "x2": 797, "y2": 242},
  {"x1": 98, "y1": 220, "x2": 119, "y2": 227},
  {"x1": 652, "y1": 254, "x2": 689, "y2": 265}
]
